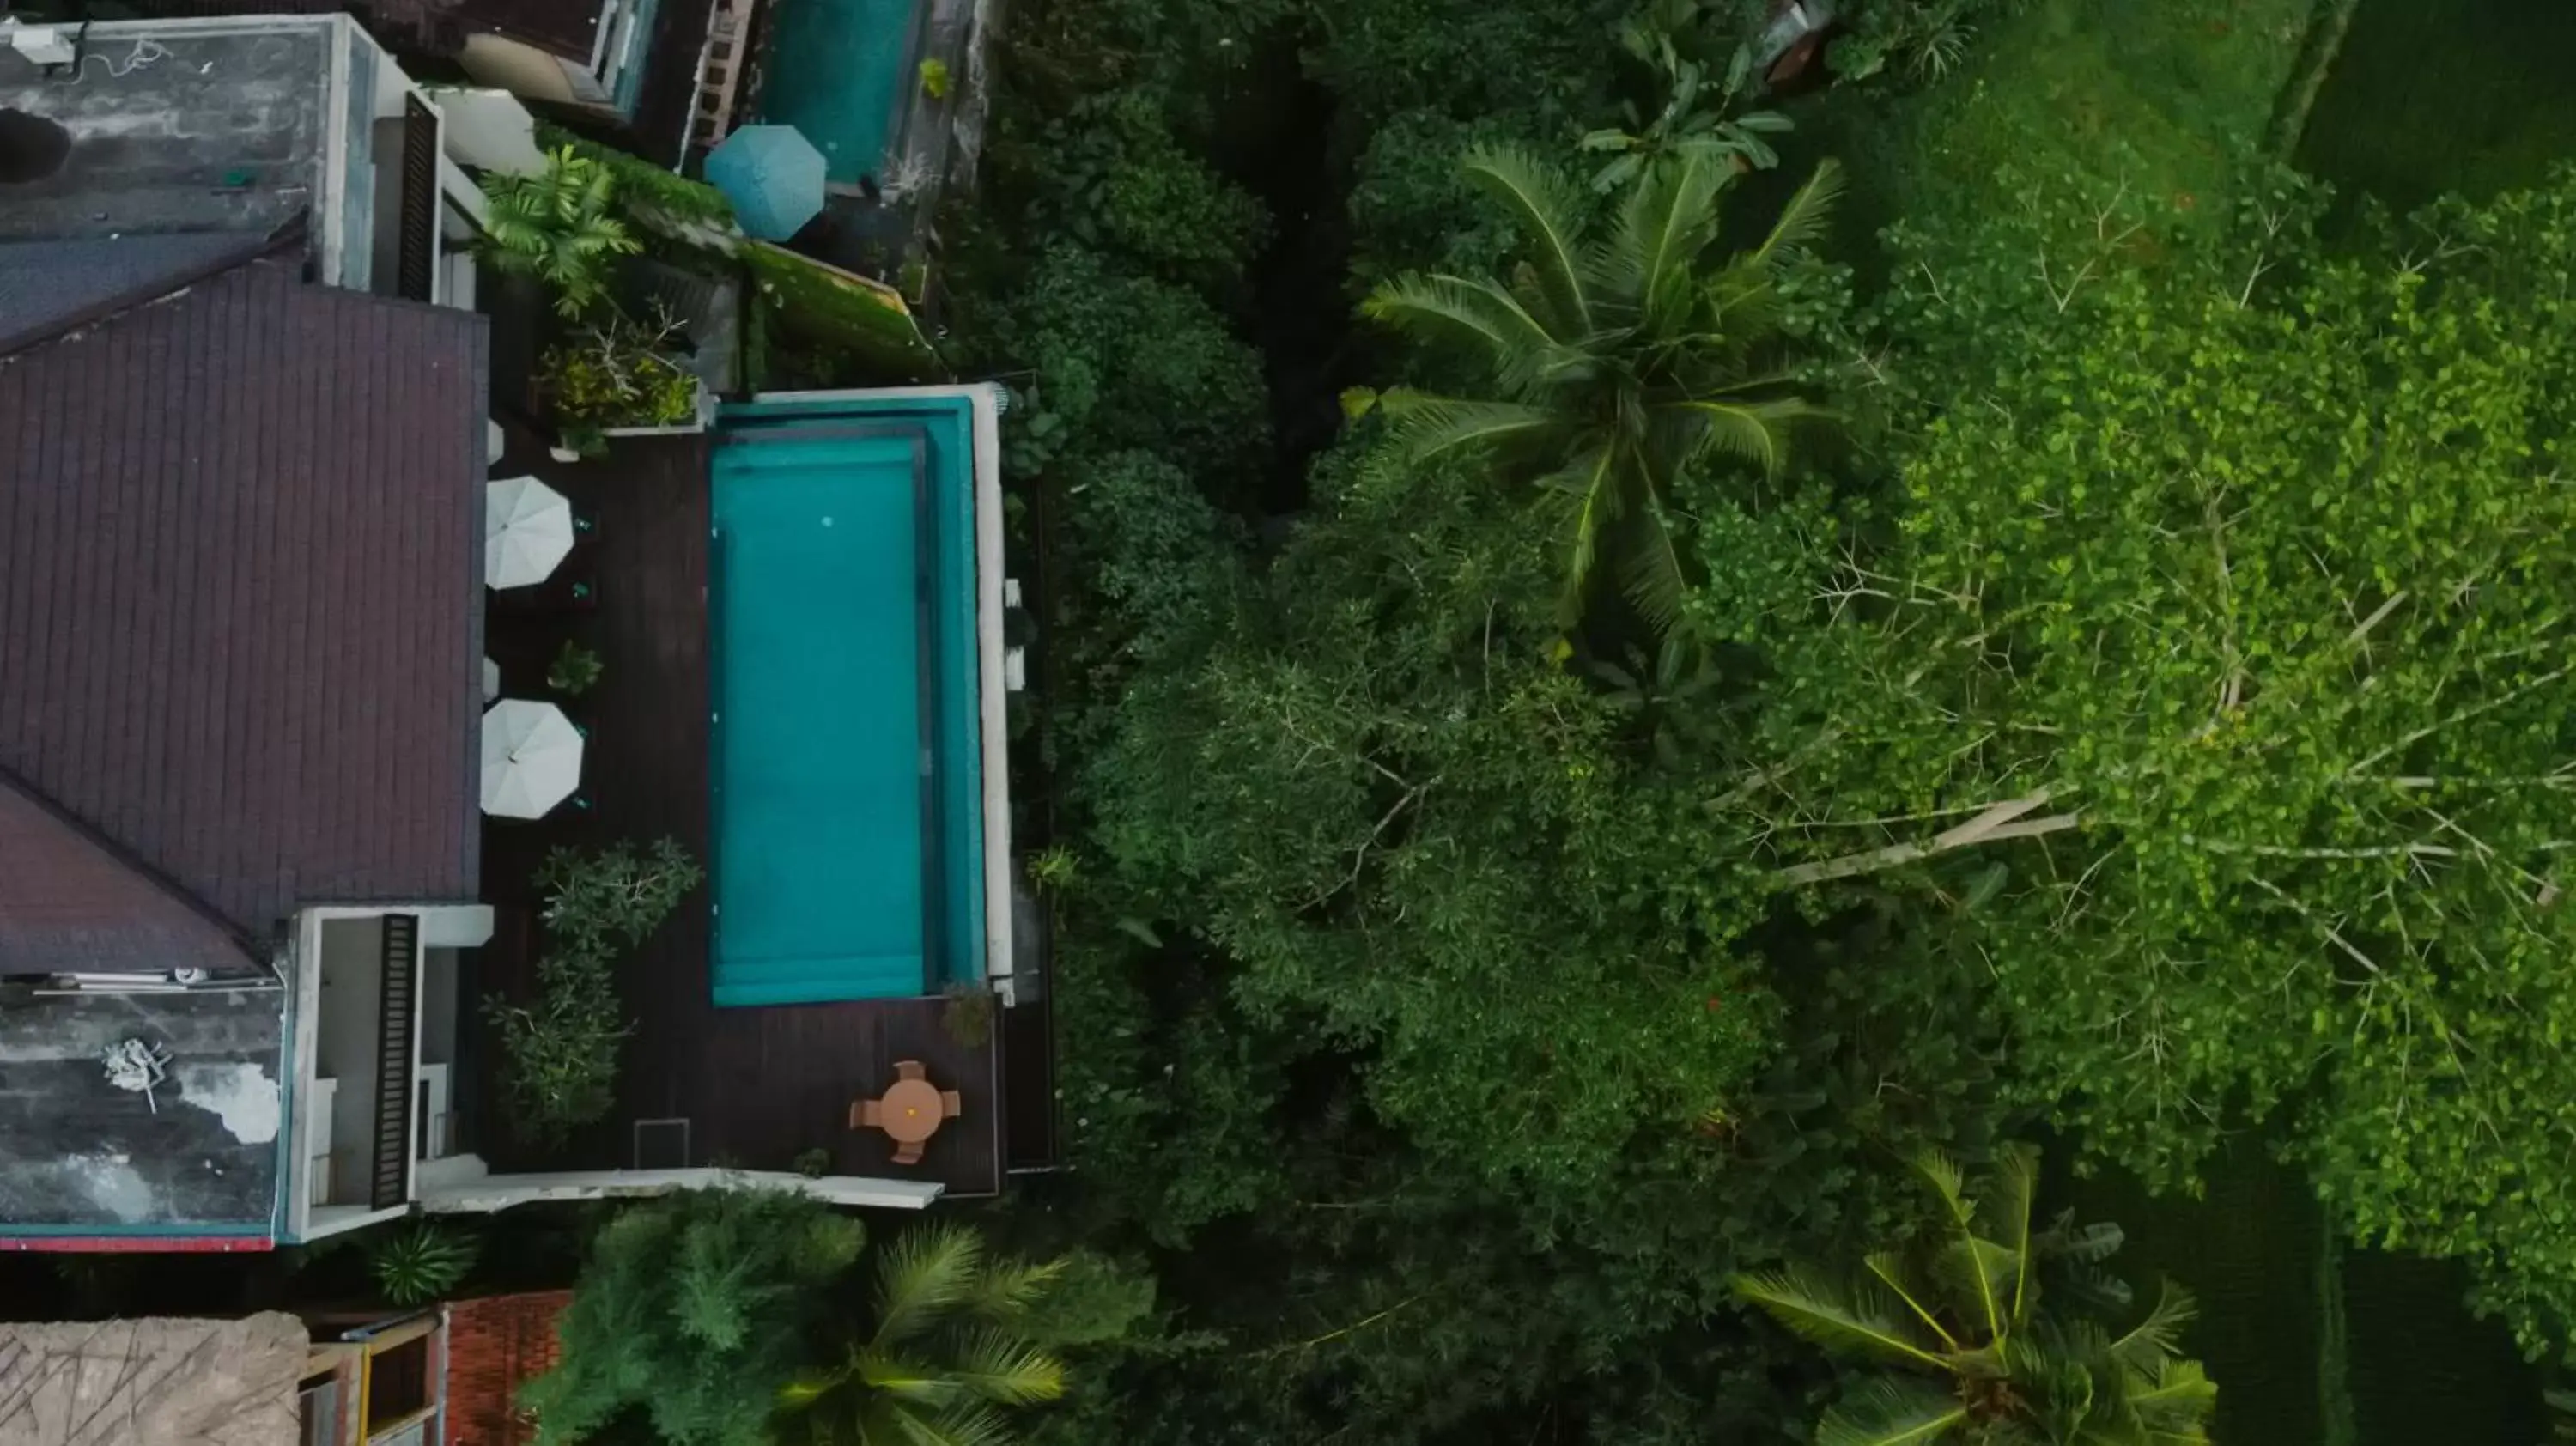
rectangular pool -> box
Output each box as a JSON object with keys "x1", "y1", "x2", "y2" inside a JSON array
[
  {"x1": 757, "y1": 0, "x2": 920, "y2": 185},
  {"x1": 708, "y1": 392, "x2": 996, "y2": 1006}
]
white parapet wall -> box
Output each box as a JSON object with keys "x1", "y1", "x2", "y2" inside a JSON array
[
  {"x1": 422, "y1": 85, "x2": 547, "y2": 175},
  {"x1": 415, "y1": 1158, "x2": 945, "y2": 1214}
]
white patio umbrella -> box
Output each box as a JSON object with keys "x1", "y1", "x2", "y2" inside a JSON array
[
  {"x1": 485, "y1": 476, "x2": 576, "y2": 589},
  {"x1": 481, "y1": 699, "x2": 584, "y2": 818}
]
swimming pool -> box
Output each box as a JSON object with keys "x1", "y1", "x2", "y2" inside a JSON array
[
  {"x1": 708, "y1": 389, "x2": 1002, "y2": 1006},
  {"x1": 756, "y1": 0, "x2": 920, "y2": 186}
]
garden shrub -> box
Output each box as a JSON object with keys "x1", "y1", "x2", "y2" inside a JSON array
[
  {"x1": 537, "y1": 305, "x2": 701, "y2": 448},
  {"x1": 488, "y1": 838, "x2": 703, "y2": 1144},
  {"x1": 1024, "y1": 90, "x2": 1271, "y2": 286},
  {"x1": 368, "y1": 1221, "x2": 478, "y2": 1306},
  {"x1": 1006, "y1": 244, "x2": 1270, "y2": 484}
]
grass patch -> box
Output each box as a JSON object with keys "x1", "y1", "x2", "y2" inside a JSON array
[
  {"x1": 1848, "y1": 0, "x2": 2311, "y2": 225},
  {"x1": 2294, "y1": 0, "x2": 2576, "y2": 216}
]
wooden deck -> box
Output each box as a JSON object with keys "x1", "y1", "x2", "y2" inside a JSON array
[{"x1": 463, "y1": 428, "x2": 1003, "y2": 1197}]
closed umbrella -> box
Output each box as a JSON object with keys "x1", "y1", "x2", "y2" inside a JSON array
[
  {"x1": 704, "y1": 125, "x2": 828, "y2": 241},
  {"x1": 482, "y1": 699, "x2": 584, "y2": 818},
  {"x1": 486, "y1": 476, "x2": 575, "y2": 590}
]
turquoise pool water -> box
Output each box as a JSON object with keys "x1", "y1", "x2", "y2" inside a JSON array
[
  {"x1": 709, "y1": 394, "x2": 986, "y2": 1006},
  {"x1": 756, "y1": 0, "x2": 920, "y2": 185}
]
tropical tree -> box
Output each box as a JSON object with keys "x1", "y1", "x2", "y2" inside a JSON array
[
  {"x1": 1734, "y1": 1143, "x2": 2216, "y2": 1445},
  {"x1": 1580, "y1": 0, "x2": 1793, "y2": 191},
  {"x1": 520, "y1": 1188, "x2": 862, "y2": 1446},
  {"x1": 779, "y1": 1223, "x2": 1070, "y2": 1444},
  {"x1": 1359, "y1": 145, "x2": 1839, "y2": 629},
  {"x1": 1735, "y1": 162, "x2": 2576, "y2": 1344},
  {"x1": 478, "y1": 146, "x2": 643, "y2": 318}
]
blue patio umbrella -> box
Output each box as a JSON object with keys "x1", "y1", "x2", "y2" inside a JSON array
[{"x1": 705, "y1": 125, "x2": 829, "y2": 240}]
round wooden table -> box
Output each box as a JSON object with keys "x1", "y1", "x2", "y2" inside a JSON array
[{"x1": 878, "y1": 1078, "x2": 945, "y2": 1145}]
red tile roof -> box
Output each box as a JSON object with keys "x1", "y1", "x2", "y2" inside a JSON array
[
  {"x1": 444, "y1": 1291, "x2": 571, "y2": 1446},
  {"x1": 0, "y1": 260, "x2": 487, "y2": 968}
]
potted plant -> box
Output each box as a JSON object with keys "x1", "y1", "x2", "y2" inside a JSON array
[
  {"x1": 548, "y1": 639, "x2": 605, "y2": 697},
  {"x1": 537, "y1": 301, "x2": 705, "y2": 455}
]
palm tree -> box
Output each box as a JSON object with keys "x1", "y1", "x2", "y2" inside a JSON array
[
  {"x1": 1359, "y1": 146, "x2": 1838, "y2": 631},
  {"x1": 478, "y1": 146, "x2": 642, "y2": 318},
  {"x1": 779, "y1": 1223, "x2": 1069, "y2": 1445},
  {"x1": 1733, "y1": 1144, "x2": 2217, "y2": 1445}
]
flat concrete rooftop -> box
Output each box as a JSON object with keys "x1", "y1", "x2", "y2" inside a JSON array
[
  {"x1": 0, "y1": 17, "x2": 343, "y2": 244},
  {"x1": 0, "y1": 985, "x2": 286, "y2": 1232}
]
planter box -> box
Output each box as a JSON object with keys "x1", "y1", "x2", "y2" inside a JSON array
[{"x1": 601, "y1": 380, "x2": 717, "y2": 437}]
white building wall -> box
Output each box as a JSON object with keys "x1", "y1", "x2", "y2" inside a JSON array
[{"x1": 314, "y1": 917, "x2": 386, "y2": 1206}]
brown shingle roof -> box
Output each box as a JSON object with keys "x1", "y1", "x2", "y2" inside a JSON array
[
  {"x1": 0, "y1": 261, "x2": 488, "y2": 961},
  {"x1": 0, "y1": 772, "x2": 252, "y2": 976}
]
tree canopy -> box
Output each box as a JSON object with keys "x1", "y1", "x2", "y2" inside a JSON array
[
  {"x1": 522, "y1": 1194, "x2": 1086, "y2": 1446},
  {"x1": 1722, "y1": 165, "x2": 2576, "y2": 1342},
  {"x1": 1362, "y1": 147, "x2": 1841, "y2": 628},
  {"x1": 921, "y1": 0, "x2": 2576, "y2": 1437}
]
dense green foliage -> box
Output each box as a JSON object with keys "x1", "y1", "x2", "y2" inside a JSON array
[
  {"x1": 525, "y1": 1194, "x2": 1099, "y2": 1446},
  {"x1": 947, "y1": 7, "x2": 2022, "y2": 1439},
  {"x1": 940, "y1": 0, "x2": 2576, "y2": 1436},
  {"x1": 1737, "y1": 1143, "x2": 2216, "y2": 1444},
  {"x1": 485, "y1": 839, "x2": 702, "y2": 1143},
  {"x1": 1735, "y1": 165, "x2": 2576, "y2": 1345},
  {"x1": 1361, "y1": 145, "x2": 1840, "y2": 626},
  {"x1": 524, "y1": 1190, "x2": 864, "y2": 1444},
  {"x1": 478, "y1": 147, "x2": 644, "y2": 318},
  {"x1": 778, "y1": 1224, "x2": 1069, "y2": 1444}
]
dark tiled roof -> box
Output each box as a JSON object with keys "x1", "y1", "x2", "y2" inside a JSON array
[
  {"x1": 0, "y1": 261, "x2": 488, "y2": 955},
  {"x1": 0, "y1": 774, "x2": 252, "y2": 977},
  {"x1": 0, "y1": 233, "x2": 286, "y2": 357}
]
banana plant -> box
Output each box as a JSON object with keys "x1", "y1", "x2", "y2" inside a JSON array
[
  {"x1": 1581, "y1": 2, "x2": 1793, "y2": 193},
  {"x1": 1733, "y1": 1143, "x2": 2217, "y2": 1445}
]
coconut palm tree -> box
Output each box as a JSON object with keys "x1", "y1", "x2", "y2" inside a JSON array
[
  {"x1": 1733, "y1": 1143, "x2": 2217, "y2": 1446},
  {"x1": 1358, "y1": 146, "x2": 1838, "y2": 632},
  {"x1": 478, "y1": 146, "x2": 642, "y2": 318},
  {"x1": 778, "y1": 1223, "x2": 1069, "y2": 1445}
]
